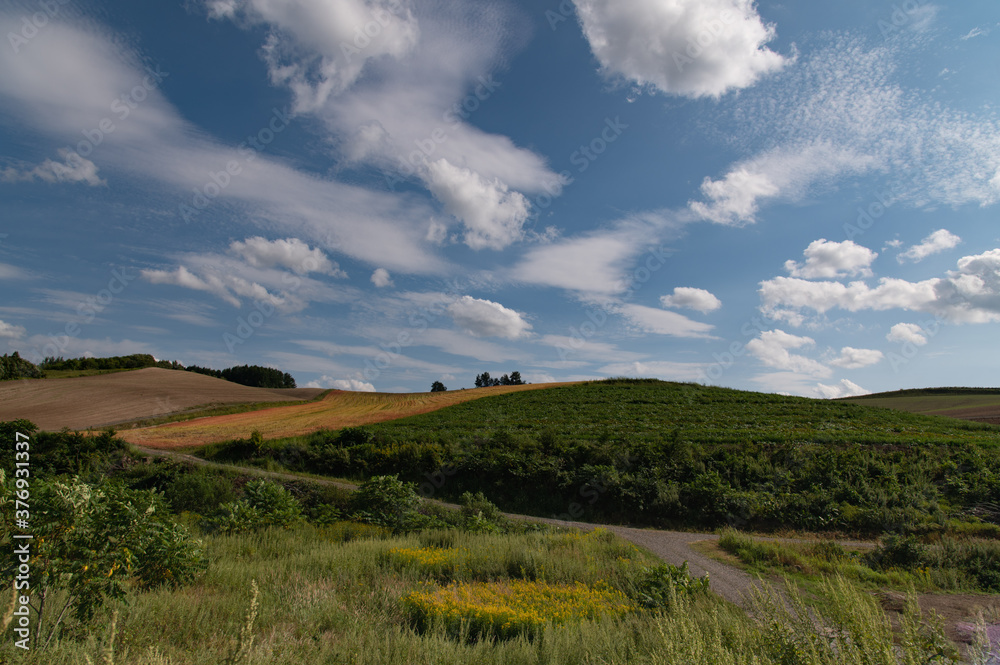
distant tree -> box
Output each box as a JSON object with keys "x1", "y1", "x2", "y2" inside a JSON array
[
  {"x1": 475, "y1": 372, "x2": 492, "y2": 388},
  {"x1": 509, "y1": 371, "x2": 523, "y2": 385},
  {"x1": 430, "y1": 381, "x2": 447, "y2": 392},
  {"x1": 0, "y1": 352, "x2": 44, "y2": 381}
]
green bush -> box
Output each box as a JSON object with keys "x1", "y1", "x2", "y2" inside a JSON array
[
  {"x1": 349, "y1": 475, "x2": 421, "y2": 532},
  {"x1": 630, "y1": 561, "x2": 710, "y2": 610},
  {"x1": 207, "y1": 479, "x2": 303, "y2": 534},
  {"x1": 162, "y1": 468, "x2": 237, "y2": 515}
]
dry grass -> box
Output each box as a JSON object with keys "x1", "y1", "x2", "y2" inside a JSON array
[{"x1": 120, "y1": 383, "x2": 582, "y2": 449}]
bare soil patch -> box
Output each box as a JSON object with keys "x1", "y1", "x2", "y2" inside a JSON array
[{"x1": 0, "y1": 368, "x2": 323, "y2": 430}]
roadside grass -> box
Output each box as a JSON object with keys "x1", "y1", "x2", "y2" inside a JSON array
[
  {"x1": 1, "y1": 523, "x2": 970, "y2": 665},
  {"x1": 711, "y1": 528, "x2": 1000, "y2": 595}
]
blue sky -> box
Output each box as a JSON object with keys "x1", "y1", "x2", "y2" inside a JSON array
[{"x1": 1, "y1": 0, "x2": 998, "y2": 396}]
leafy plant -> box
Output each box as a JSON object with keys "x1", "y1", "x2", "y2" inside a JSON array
[
  {"x1": 207, "y1": 479, "x2": 303, "y2": 534},
  {"x1": 631, "y1": 561, "x2": 709, "y2": 610},
  {"x1": 349, "y1": 475, "x2": 421, "y2": 532}
]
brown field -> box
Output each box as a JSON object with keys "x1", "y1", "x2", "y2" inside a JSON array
[
  {"x1": 844, "y1": 393, "x2": 1000, "y2": 425},
  {"x1": 0, "y1": 368, "x2": 324, "y2": 431},
  {"x1": 120, "y1": 382, "x2": 581, "y2": 449}
]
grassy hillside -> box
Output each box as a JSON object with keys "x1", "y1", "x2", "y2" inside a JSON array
[{"x1": 201, "y1": 379, "x2": 1000, "y2": 536}]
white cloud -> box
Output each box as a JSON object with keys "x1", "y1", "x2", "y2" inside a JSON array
[
  {"x1": 704, "y1": 34, "x2": 1000, "y2": 217},
  {"x1": 815, "y1": 379, "x2": 869, "y2": 399},
  {"x1": 305, "y1": 376, "x2": 376, "y2": 392},
  {"x1": 746, "y1": 330, "x2": 830, "y2": 377},
  {"x1": 620, "y1": 304, "x2": 715, "y2": 339},
  {"x1": 785, "y1": 239, "x2": 877, "y2": 279},
  {"x1": 210, "y1": 0, "x2": 421, "y2": 113},
  {"x1": 689, "y1": 142, "x2": 875, "y2": 224},
  {"x1": 571, "y1": 0, "x2": 787, "y2": 98},
  {"x1": 229, "y1": 237, "x2": 343, "y2": 275},
  {"x1": 886, "y1": 322, "x2": 928, "y2": 347},
  {"x1": 761, "y1": 248, "x2": 1000, "y2": 325},
  {"x1": 898, "y1": 229, "x2": 961, "y2": 263},
  {"x1": 0, "y1": 263, "x2": 28, "y2": 280},
  {"x1": 960, "y1": 27, "x2": 986, "y2": 41},
  {"x1": 371, "y1": 268, "x2": 394, "y2": 288},
  {"x1": 660, "y1": 287, "x2": 721, "y2": 313},
  {"x1": 424, "y1": 158, "x2": 530, "y2": 251},
  {"x1": 0, "y1": 319, "x2": 26, "y2": 339},
  {"x1": 1, "y1": 149, "x2": 105, "y2": 186},
  {"x1": 829, "y1": 347, "x2": 883, "y2": 369},
  {"x1": 447, "y1": 296, "x2": 531, "y2": 340},
  {"x1": 598, "y1": 360, "x2": 707, "y2": 382}
]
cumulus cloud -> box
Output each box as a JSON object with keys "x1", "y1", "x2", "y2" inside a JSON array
[
  {"x1": 424, "y1": 159, "x2": 531, "y2": 250},
  {"x1": 207, "y1": 0, "x2": 420, "y2": 113},
  {"x1": 785, "y1": 239, "x2": 878, "y2": 279},
  {"x1": 447, "y1": 296, "x2": 531, "y2": 339},
  {"x1": 371, "y1": 268, "x2": 394, "y2": 288},
  {"x1": 829, "y1": 347, "x2": 883, "y2": 369},
  {"x1": 746, "y1": 330, "x2": 830, "y2": 377},
  {"x1": 886, "y1": 322, "x2": 928, "y2": 346},
  {"x1": 571, "y1": 0, "x2": 787, "y2": 98},
  {"x1": 815, "y1": 379, "x2": 869, "y2": 399},
  {"x1": 898, "y1": 229, "x2": 961, "y2": 263},
  {"x1": 1, "y1": 149, "x2": 105, "y2": 186},
  {"x1": 689, "y1": 142, "x2": 875, "y2": 224},
  {"x1": 229, "y1": 237, "x2": 343, "y2": 275},
  {"x1": 620, "y1": 304, "x2": 716, "y2": 338},
  {"x1": 660, "y1": 287, "x2": 721, "y2": 313},
  {"x1": 0, "y1": 319, "x2": 26, "y2": 339},
  {"x1": 760, "y1": 248, "x2": 1000, "y2": 325},
  {"x1": 305, "y1": 376, "x2": 376, "y2": 391}
]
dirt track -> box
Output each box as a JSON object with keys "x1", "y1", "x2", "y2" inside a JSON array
[{"x1": 0, "y1": 368, "x2": 324, "y2": 430}]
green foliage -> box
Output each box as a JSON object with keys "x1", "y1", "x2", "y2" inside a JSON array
[
  {"x1": 39, "y1": 353, "x2": 168, "y2": 372},
  {"x1": 430, "y1": 380, "x2": 447, "y2": 392},
  {"x1": 0, "y1": 351, "x2": 44, "y2": 380},
  {"x1": 207, "y1": 479, "x2": 303, "y2": 534},
  {"x1": 0, "y1": 476, "x2": 205, "y2": 646},
  {"x1": 630, "y1": 561, "x2": 710, "y2": 609},
  {"x1": 349, "y1": 475, "x2": 422, "y2": 532},
  {"x1": 0, "y1": 422, "x2": 128, "y2": 478},
  {"x1": 459, "y1": 491, "x2": 507, "y2": 533}
]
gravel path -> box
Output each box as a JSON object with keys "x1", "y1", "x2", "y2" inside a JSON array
[{"x1": 135, "y1": 445, "x2": 772, "y2": 607}]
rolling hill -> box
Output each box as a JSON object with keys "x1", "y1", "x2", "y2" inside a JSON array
[
  {"x1": 843, "y1": 387, "x2": 1000, "y2": 425},
  {"x1": 0, "y1": 367, "x2": 324, "y2": 430}
]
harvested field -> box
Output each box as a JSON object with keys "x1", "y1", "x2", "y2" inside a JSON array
[
  {"x1": 0, "y1": 367, "x2": 324, "y2": 431},
  {"x1": 844, "y1": 392, "x2": 1000, "y2": 425},
  {"x1": 120, "y1": 382, "x2": 581, "y2": 449}
]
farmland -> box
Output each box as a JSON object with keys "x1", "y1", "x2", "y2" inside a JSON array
[
  {"x1": 844, "y1": 388, "x2": 1000, "y2": 425},
  {"x1": 0, "y1": 367, "x2": 324, "y2": 430},
  {"x1": 120, "y1": 382, "x2": 582, "y2": 449}
]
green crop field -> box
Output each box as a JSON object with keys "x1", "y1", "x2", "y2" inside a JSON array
[{"x1": 201, "y1": 379, "x2": 1000, "y2": 537}]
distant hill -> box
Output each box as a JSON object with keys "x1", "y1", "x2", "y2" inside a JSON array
[
  {"x1": 842, "y1": 387, "x2": 1000, "y2": 425},
  {"x1": 0, "y1": 367, "x2": 324, "y2": 431}
]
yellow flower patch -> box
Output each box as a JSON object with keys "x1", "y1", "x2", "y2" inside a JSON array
[{"x1": 403, "y1": 579, "x2": 634, "y2": 639}]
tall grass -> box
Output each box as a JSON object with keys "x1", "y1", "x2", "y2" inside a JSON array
[{"x1": 0, "y1": 524, "x2": 973, "y2": 664}]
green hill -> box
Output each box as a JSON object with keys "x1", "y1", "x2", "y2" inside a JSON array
[{"x1": 205, "y1": 379, "x2": 1000, "y2": 535}]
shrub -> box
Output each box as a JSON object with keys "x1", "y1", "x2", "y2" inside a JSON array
[
  {"x1": 349, "y1": 475, "x2": 421, "y2": 532},
  {"x1": 866, "y1": 534, "x2": 928, "y2": 570},
  {"x1": 630, "y1": 561, "x2": 710, "y2": 610},
  {"x1": 207, "y1": 479, "x2": 303, "y2": 533}
]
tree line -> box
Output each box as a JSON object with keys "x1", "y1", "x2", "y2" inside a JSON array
[{"x1": 1, "y1": 353, "x2": 297, "y2": 389}]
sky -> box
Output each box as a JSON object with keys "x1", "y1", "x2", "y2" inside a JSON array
[{"x1": 0, "y1": 0, "x2": 998, "y2": 396}]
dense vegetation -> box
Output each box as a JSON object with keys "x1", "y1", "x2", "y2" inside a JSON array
[
  {"x1": 474, "y1": 371, "x2": 524, "y2": 387},
  {"x1": 204, "y1": 379, "x2": 1000, "y2": 537},
  {"x1": 0, "y1": 351, "x2": 45, "y2": 380},
  {"x1": 31, "y1": 354, "x2": 297, "y2": 388},
  {"x1": 183, "y1": 363, "x2": 296, "y2": 389},
  {"x1": 39, "y1": 354, "x2": 180, "y2": 372}
]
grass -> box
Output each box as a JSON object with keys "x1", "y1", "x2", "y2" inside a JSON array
[
  {"x1": 38, "y1": 368, "x2": 141, "y2": 379},
  {"x1": 714, "y1": 528, "x2": 1000, "y2": 594},
  {"x1": 0, "y1": 522, "x2": 975, "y2": 665},
  {"x1": 120, "y1": 382, "x2": 582, "y2": 449}
]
